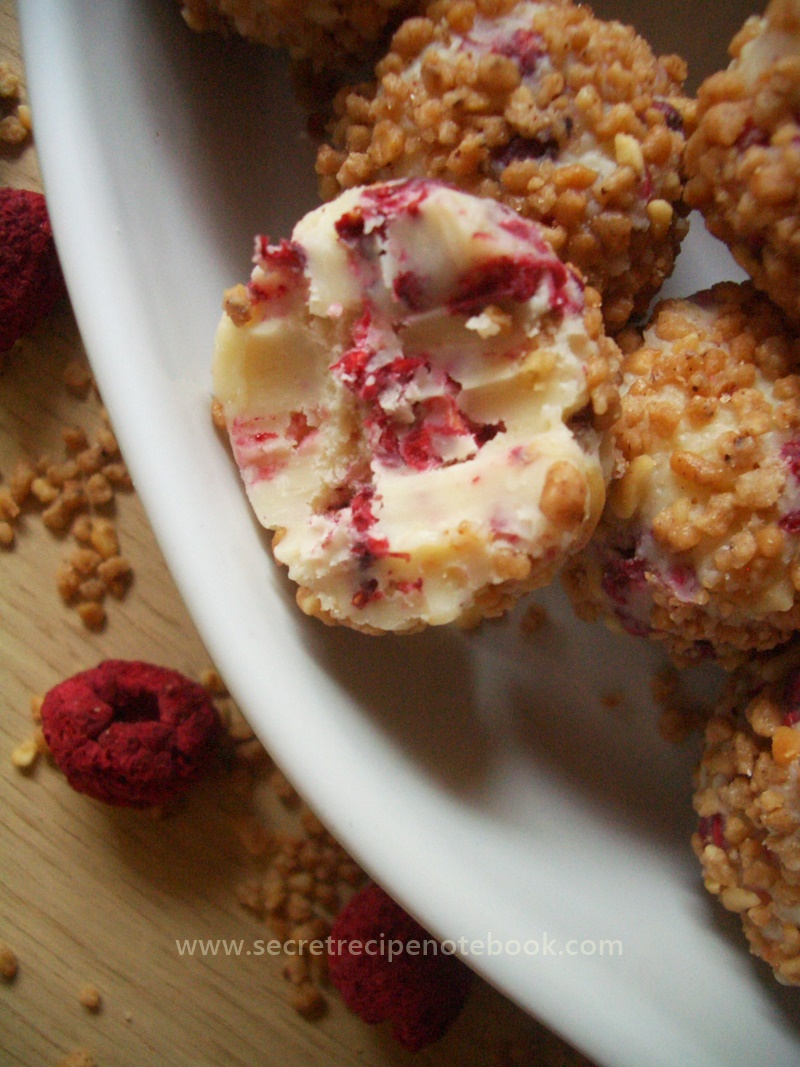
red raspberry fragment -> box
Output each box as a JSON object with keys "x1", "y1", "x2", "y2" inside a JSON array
[
  {"x1": 40, "y1": 660, "x2": 222, "y2": 808},
  {"x1": 0, "y1": 186, "x2": 66, "y2": 352},
  {"x1": 328, "y1": 883, "x2": 473, "y2": 1051}
]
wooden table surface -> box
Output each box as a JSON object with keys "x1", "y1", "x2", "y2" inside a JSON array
[{"x1": 0, "y1": 2, "x2": 596, "y2": 1064}]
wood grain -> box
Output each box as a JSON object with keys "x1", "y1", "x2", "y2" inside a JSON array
[{"x1": 0, "y1": 2, "x2": 592, "y2": 1065}]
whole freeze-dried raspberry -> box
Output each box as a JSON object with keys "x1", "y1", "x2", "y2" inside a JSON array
[
  {"x1": 0, "y1": 186, "x2": 66, "y2": 351},
  {"x1": 328, "y1": 883, "x2": 473, "y2": 1050},
  {"x1": 40, "y1": 660, "x2": 222, "y2": 807}
]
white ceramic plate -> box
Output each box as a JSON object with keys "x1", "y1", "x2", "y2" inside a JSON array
[{"x1": 19, "y1": 2, "x2": 800, "y2": 1064}]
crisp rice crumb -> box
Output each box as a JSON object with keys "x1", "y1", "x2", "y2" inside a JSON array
[
  {"x1": 0, "y1": 943, "x2": 18, "y2": 981},
  {"x1": 2, "y1": 359, "x2": 134, "y2": 628},
  {"x1": 200, "y1": 667, "x2": 227, "y2": 696},
  {"x1": 0, "y1": 59, "x2": 30, "y2": 147},
  {"x1": 10, "y1": 737, "x2": 39, "y2": 773},
  {"x1": 62, "y1": 361, "x2": 93, "y2": 397},
  {"x1": 78, "y1": 983, "x2": 102, "y2": 1013}
]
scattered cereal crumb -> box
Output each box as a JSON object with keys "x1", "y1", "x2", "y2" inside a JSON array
[
  {"x1": 62, "y1": 360, "x2": 93, "y2": 397},
  {"x1": 0, "y1": 942, "x2": 18, "y2": 981},
  {"x1": 200, "y1": 667, "x2": 227, "y2": 695},
  {"x1": 0, "y1": 60, "x2": 29, "y2": 148},
  {"x1": 2, "y1": 363, "x2": 134, "y2": 627},
  {"x1": 76, "y1": 601, "x2": 106, "y2": 631},
  {"x1": 0, "y1": 113, "x2": 27, "y2": 144},
  {"x1": 0, "y1": 61, "x2": 21, "y2": 98},
  {"x1": 78, "y1": 983, "x2": 102, "y2": 1013},
  {"x1": 10, "y1": 736, "x2": 39, "y2": 772}
]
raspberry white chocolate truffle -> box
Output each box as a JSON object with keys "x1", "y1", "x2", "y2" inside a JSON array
[
  {"x1": 316, "y1": 0, "x2": 693, "y2": 331},
  {"x1": 685, "y1": 0, "x2": 800, "y2": 323},
  {"x1": 175, "y1": 0, "x2": 420, "y2": 77},
  {"x1": 692, "y1": 641, "x2": 800, "y2": 986},
  {"x1": 212, "y1": 178, "x2": 619, "y2": 633},
  {"x1": 562, "y1": 281, "x2": 800, "y2": 668}
]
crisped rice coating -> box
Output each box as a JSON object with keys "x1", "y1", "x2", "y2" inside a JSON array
[
  {"x1": 684, "y1": 0, "x2": 800, "y2": 323},
  {"x1": 175, "y1": 0, "x2": 422, "y2": 76},
  {"x1": 692, "y1": 640, "x2": 800, "y2": 986},
  {"x1": 315, "y1": 0, "x2": 694, "y2": 331},
  {"x1": 562, "y1": 281, "x2": 800, "y2": 669}
]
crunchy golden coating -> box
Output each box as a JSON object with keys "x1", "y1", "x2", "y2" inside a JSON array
[
  {"x1": 562, "y1": 281, "x2": 800, "y2": 668},
  {"x1": 684, "y1": 0, "x2": 800, "y2": 323},
  {"x1": 692, "y1": 640, "x2": 800, "y2": 986},
  {"x1": 175, "y1": 0, "x2": 420, "y2": 76},
  {"x1": 315, "y1": 0, "x2": 693, "y2": 331}
]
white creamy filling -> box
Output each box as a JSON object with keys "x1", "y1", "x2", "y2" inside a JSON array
[{"x1": 213, "y1": 181, "x2": 604, "y2": 630}]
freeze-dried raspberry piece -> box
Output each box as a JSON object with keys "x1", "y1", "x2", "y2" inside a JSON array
[
  {"x1": 328, "y1": 883, "x2": 473, "y2": 1050},
  {"x1": 0, "y1": 187, "x2": 66, "y2": 352},
  {"x1": 40, "y1": 660, "x2": 222, "y2": 808}
]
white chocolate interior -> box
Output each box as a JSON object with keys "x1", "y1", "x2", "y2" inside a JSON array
[{"x1": 213, "y1": 180, "x2": 607, "y2": 631}]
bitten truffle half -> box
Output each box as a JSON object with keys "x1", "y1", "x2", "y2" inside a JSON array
[
  {"x1": 692, "y1": 639, "x2": 800, "y2": 987},
  {"x1": 316, "y1": 0, "x2": 694, "y2": 331},
  {"x1": 562, "y1": 281, "x2": 800, "y2": 669},
  {"x1": 212, "y1": 178, "x2": 620, "y2": 634},
  {"x1": 684, "y1": 0, "x2": 800, "y2": 324}
]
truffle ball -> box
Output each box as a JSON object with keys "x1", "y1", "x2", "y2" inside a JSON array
[
  {"x1": 316, "y1": 0, "x2": 694, "y2": 330},
  {"x1": 562, "y1": 281, "x2": 800, "y2": 668},
  {"x1": 685, "y1": 0, "x2": 800, "y2": 323},
  {"x1": 692, "y1": 639, "x2": 800, "y2": 987}
]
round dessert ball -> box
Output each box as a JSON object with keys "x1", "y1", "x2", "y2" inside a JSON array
[
  {"x1": 692, "y1": 640, "x2": 800, "y2": 987},
  {"x1": 562, "y1": 281, "x2": 800, "y2": 668},
  {"x1": 175, "y1": 0, "x2": 421, "y2": 78},
  {"x1": 212, "y1": 178, "x2": 620, "y2": 634},
  {"x1": 684, "y1": 0, "x2": 800, "y2": 324},
  {"x1": 315, "y1": 0, "x2": 694, "y2": 331}
]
